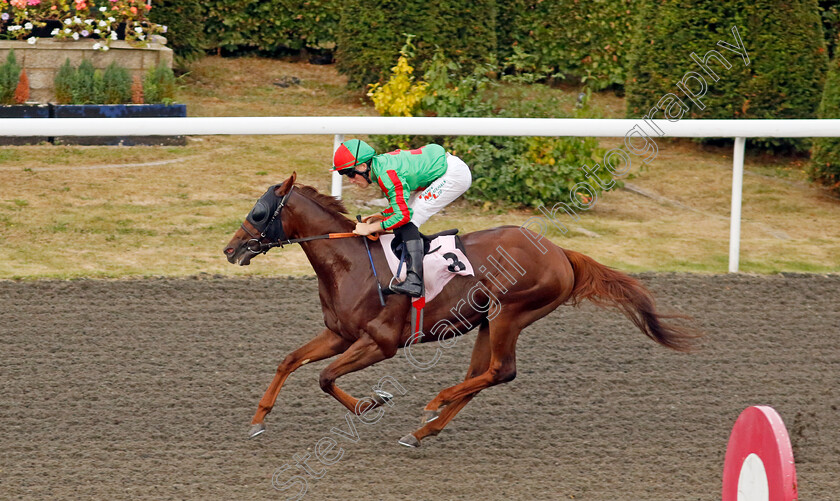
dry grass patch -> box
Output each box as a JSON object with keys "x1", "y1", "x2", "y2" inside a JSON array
[{"x1": 182, "y1": 56, "x2": 371, "y2": 117}]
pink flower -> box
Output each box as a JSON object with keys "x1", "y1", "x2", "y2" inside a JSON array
[
  {"x1": 26, "y1": 0, "x2": 39, "y2": 5},
  {"x1": 10, "y1": 0, "x2": 26, "y2": 8}
]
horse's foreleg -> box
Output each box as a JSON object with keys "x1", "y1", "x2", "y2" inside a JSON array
[
  {"x1": 250, "y1": 328, "x2": 349, "y2": 436},
  {"x1": 400, "y1": 321, "x2": 491, "y2": 447},
  {"x1": 318, "y1": 337, "x2": 393, "y2": 415}
]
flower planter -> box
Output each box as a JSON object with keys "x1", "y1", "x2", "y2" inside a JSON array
[
  {"x1": 27, "y1": 20, "x2": 63, "y2": 38},
  {"x1": 0, "y1": 39, "x2": 173, "y2": 103},
  {"x1": 52, "y1": 103, "x2": 187, "y2": 146},
  {"x1": 0, "y1": 104, "x2": 50, "y2": 145}
]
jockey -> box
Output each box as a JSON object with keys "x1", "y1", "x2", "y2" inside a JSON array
[{"x1": 332, "y1": 139, "x2": 472, "y2": 297}]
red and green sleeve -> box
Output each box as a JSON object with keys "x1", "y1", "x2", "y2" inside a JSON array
[{"x1": 375, "y1": 169, "x2": 412, "y2": 230}]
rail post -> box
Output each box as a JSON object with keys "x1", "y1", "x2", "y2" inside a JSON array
[
  {"x1": 729, "y1": 137, "x2": 746, "y2": 273},
  {"x1": 331, "y1": 134, "x2": 345, "y2": 199}
]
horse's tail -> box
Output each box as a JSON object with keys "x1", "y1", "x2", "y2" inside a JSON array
[{"x1": 562, "y1": 249, "x2": 699, "y2": 352}]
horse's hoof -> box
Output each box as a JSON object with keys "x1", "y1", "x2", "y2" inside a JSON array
[
  {"x1": 398, "y1": 434, "x2": 421, "y2": 448},
  {"x1": 248, "y1": 423, "x2": 266, "y2": 439},
  {"x1": 372, "y1": 389, "x2": 393, "y2": 406},
  {"x1": 422, "y1": 409, "x2": 440, "y2": 423}
]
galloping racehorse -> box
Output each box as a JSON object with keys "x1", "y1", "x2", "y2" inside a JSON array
[{"x1": 223, "y1": 173, "x2": 698, "y2": 447}]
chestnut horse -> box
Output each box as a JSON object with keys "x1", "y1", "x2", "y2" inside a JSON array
[{"x1": 223, "y1": 173, "x2": 697, "y2": 447}]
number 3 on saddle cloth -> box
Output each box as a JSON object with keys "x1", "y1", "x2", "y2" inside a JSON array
[{"x1": 378, "y1": 232, "x2": 475, "y2": 342}]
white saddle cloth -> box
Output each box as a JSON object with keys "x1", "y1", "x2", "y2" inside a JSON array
[{"x1": 378, "y1": 234, "x2": 474, "y2": 302}]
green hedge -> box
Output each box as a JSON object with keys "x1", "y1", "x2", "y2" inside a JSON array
[
  {"x1": 335, "y1": 0, "x2": 497, "y2": 88},
  {"x1": 496, "y1": 0, "x2": 636, "y2": 90},
  {"x1": 812, "y1": 54, "x2": 840, "y2": 194},
  {"x1": 194, "y1": 1, "x2": 637, "y2": 90},
  {"x1": 194, "y1": 2, "x2": 635, "y2": 92},
  {"x1": 203, "y1": 0, "x2": 337, "y2": 53},
  {"x1": 626, "y1": 0, "x2": 827, "y2": 151},
  {"x1": 149, "y1": 0, "x2": 206, "y2": 62},
  {"x1": 820, "y1": 0, "x2": 840, "y2": 59}
]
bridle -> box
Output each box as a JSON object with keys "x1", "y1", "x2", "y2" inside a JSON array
[{"x1": 241, "y1": 185, "x2": 379, "y2": 255}]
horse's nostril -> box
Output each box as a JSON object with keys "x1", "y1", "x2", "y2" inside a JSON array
[{"x1": 224, "y1": 248, "x2": 234, "y2": 254}]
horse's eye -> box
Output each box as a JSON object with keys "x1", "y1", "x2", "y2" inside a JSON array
[{"x1": 251, "y1": 202, "x2": 269, "y2": 222}]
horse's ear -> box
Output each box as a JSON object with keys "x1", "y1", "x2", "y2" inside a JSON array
[{"x1": 275, "y1": 172, "x2": 297, "y2": 196}]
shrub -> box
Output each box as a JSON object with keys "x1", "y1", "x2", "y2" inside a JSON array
[
  {"x1": 14, "y1": 68, "x2": 29, "y2": 103},
  {"x1": 143, "y1": 62, "x2": 176, "y2": 104},
  {"x1": 102, "y1": 62, "x2": 132, "y2": 104},
  {"x1": 496, "y1": 0, "x2": 637, "y2": 90},
  {"x1": 419, "y1": 51, "x2": 494, "y2": 118},
  {"x1": 0, "y1": 50, "x2": 21, "y2": 105},
  {"x1": 54, "y1": 58, "x2": 75, "y2": 104},
  {"x1": 71, "y1": 59, "x2": 104, "y2": 105},
  {"x1": 626, "y1": 0, "x2": 828, "y2": 152},
  {"x1": 455, "y1": 134, "x2": 606, "y2": 208},
  {"x1": 54, "y1": 59, "x2": 135, "y2": 104},
  {"x1": 811, "y1": 54, "x2": 840, "y2": 194},
  {"x1": 452, "y1": 92, "x2": 607, "y2": 208},
  {"x1": 367, "y1": 48, "x2": 493, "y2": 152},
  {"x1": 335, "y1": 0, "x2": 497, "y2": 88},
  {"x1": 367, "y1": 37, "x2": 428, "y2": 117},
  {"x1": 369, "y1": 49, "x2": 607, "y2": 208},
  {"x1": 131, "y1": 74, "x2": 144, "y2": 104}
]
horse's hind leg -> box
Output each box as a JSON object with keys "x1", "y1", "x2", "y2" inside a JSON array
[
  {"x1": 424, "y1": 316, "x2": 520, "y2": 413},
  {"x1": 400, "y1": 321, "x2": 492, "y2": 447},
  {"x1": 250, "y1": 328, "x2": 349, "y2": 438}
]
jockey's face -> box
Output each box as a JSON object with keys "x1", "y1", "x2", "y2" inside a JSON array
[{"x1": 347, "y1": 165, "x2": 371, "y2": 188}]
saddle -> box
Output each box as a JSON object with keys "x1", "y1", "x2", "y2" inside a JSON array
[{"x1": 361, "y1": 214, "x2": 462, "y2": 258}]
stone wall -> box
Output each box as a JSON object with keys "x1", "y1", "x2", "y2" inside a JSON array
[{"x1": 0, "y1": 39, "x2": 173, "y2": 103}]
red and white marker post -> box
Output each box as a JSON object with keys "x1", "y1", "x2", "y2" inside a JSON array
[{"x1": 722, "y1": 406, "x2": 798, "y2": 501}]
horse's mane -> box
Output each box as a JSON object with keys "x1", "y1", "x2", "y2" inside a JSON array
[{"x1": 294, "y1": 184, "x2": 349, "y2": 215}]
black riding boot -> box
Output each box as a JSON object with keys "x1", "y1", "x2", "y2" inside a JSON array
[{"x1": 391, "y1": 236, "x2": 424, "y2": 297}]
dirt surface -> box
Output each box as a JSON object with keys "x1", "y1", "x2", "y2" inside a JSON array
[{"x1": 1, "y1": 273, "x2": 839, "y2": 500}]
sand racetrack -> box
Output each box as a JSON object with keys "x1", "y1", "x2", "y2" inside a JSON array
[{"x1": 1, "y1": 273, "x2": 839, "y2": 500}]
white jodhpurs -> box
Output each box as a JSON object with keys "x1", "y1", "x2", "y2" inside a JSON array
[{"x1": 407, "y1": 154, "x2": 472, "y2": 228}]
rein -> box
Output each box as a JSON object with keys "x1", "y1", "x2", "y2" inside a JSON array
[{"x1": 245, "y1": 231, "x2": 378, "y2": 254}]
